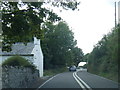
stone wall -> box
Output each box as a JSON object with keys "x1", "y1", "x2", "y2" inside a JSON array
[{"x1": 2, "y1": 66, "x2": 39, "y2": 88}]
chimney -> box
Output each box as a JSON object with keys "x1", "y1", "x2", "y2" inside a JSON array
[{"x1": 34, "y1": 37, "x2": 40, "y2": 45}]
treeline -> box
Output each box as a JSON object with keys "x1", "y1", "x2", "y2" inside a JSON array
[
  {"x1": 87, "y1": 25, "x2": 119, "y2": 82},
  {"x1": 1, "y1": 1, "x2": 83, "y2": 71},
  {"x1": 41, "y1": 22, "x2": 84, "y2": 69}
]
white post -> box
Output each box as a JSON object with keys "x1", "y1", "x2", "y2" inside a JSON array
[{"x1": 118, "y1": 1, "x2": 120, "y2": 24}]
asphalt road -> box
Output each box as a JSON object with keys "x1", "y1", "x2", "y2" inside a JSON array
[{"x1": 38, "y1": 70, "x2": 119, "y2": 90}]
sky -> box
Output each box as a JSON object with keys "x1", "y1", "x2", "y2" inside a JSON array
[
  {"x1": 21, "y1": 0, "x2": 119, "y2": 54},
  {"x1": 49, "y1": 0, "x2": 119, "y2": 54}
]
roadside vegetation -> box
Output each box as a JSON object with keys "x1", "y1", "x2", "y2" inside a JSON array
[
  {"x1": 44, "y1": 67, "x2": 68, "y2": 76},
  {"x1": 85, "y1": 25, "x2": 119, "y2": 82},
  {"x1": 41, "y1": 22, "x2": 84, "y2": 71},
  {"x1": 2, "y1": 56, "x2": 36, "y2": 70}
]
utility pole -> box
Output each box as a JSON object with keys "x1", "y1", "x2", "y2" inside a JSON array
[
  {"x1": 115, "y1": 2, "x2": 117, "y2": 27},
  {"x1": 118, "y1": 1, "x2": 120, "y2": 24}
]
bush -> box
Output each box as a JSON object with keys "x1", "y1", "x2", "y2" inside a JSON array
[
  {"x1": 2, "y1": 56, "x2": 36, "y2": 70},
  {"x1": 44, "y1": 67, "x2": 67, "y2": 76}
]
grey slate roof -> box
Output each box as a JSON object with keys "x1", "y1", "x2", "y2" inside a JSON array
[{"x1": 0, "y1": 42, "x2": 35, "y2": 55}]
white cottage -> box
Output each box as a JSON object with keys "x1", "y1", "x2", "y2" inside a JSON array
[{"x1": 0, "y1": 37, "x2": 43, "y2": 77}]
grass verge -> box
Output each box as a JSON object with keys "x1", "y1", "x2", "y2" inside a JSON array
[
  {"x1": 44, "y1": 67, "x2": 68, "y2": 76},
  {"x1": 98, "y1": 72, "x2": 118, "y2": 83},
  {"x1": 88, "y1": 71, "x2": 118, "y2": 83}
]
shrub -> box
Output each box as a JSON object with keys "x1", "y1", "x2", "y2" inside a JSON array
[{"x1": 2, "y1": 56, "x2": 36, "y2": 70}]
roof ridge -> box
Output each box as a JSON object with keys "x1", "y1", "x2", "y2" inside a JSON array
[
  {"x1": 1, "y1": 42, "x2": 34, "y2": 55},
  {"x1": 16, "y1": 43, "x2": 34, "y2": 54}
]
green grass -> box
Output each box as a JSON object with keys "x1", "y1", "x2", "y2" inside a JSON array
[
  {"x1": 98, "y1": 72, "x2": 118, "y2": 83},
  {"x1": 44, "y1": 67, "x2": 68, "y2": 76},
  {"x1": 89, "y1": 70, "x2": 118, "y2": 83}
]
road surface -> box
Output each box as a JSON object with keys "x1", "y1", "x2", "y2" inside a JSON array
[{"x1": 38, "y1": 70, "x2": 119, "y2": 90}]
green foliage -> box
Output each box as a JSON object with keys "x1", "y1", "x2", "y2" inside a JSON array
[
  {"x1": 71, "y1": 47, "x2": 84, "y2": 66},
  {"x1": 1, "y1": 1, "x2": 80, "y2": 51},
  {"x1": 82, "y1": 53, "x2": 89, "y2": 62},
  {"x1": 87, "y1": 25, "x2": 119, "y2": 82},
  {"x1": 82, "y1": 64, "x2": 87, "y2": 68},
  {"x1": 44, "y1": 67, "x2": 68, "y2": 76},
  {"x1": 2, "y1": 56, "x2": 36, "y2": 70},
  {"x1": 41, "y1": 22, "x2": 84, "y2": 69}
]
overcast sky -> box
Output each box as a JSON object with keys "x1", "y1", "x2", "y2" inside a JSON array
[{"x1": 49, "y1": 0, "x2": 119, "y2": 54}]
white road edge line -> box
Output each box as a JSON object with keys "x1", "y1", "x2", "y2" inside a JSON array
[
  {"x1": 75, "y1": 71, "x2": 92, "y2": 90},
  {"x1": 73, "y1": 72, "x2": 86, "y2": 90},
  {"x1": 37, "y1": 74, "x2": 59, "y2": 89}
]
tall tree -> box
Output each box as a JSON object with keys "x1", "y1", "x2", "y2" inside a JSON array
[
  {"x1": 1, "y1": 1, "x2": 80, "y2": 51},
  {"x1": 41, "y1": 22, "x2": 83, "y2": 69},
  {"x1": 71, "y1": 47, "x2": 84, "y2": 66},
  {"x1": 87, "y1": 25, "x2": 119, "y2": 82}
]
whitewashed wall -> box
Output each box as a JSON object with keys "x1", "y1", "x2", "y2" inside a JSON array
[
  {"x1": 31, "y1": 37, "x2": 43, "y2": 77},
  {"x1": 0, "y1": 37, "x2": 44, "y2": 78}
]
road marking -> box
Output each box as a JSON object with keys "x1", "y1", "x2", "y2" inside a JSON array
[
  {"x1": 38, "y1": 72, "x2": 93, "y2": 89},
  {"x1": 37, "y1": 74, "x2": 59, "y2": 89},
  {"x1": 73, "y1": 72, "x2": 86, "y2": 90},
  {"x1": 75, "y1": 71, "x2": 92, "y2": 90}
]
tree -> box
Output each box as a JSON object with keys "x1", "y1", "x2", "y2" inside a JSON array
[
  {"x1": 41, "y1": 22, "x2": 83, "y2": 69},
  {"x1": 82, "y1": 53, "x2": 89, "y2": 62},
  {"x1": 87, "y1": 25, "x2": 119, "y2": 82},
  {"x1": 1, "y1": 1, "x2": 80, "y2": 51},
  {"x1": 71, "y1": 47, "x2": 84, "y2": 66}
]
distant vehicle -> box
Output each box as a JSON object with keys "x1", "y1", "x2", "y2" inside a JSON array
[{"x1": 69, "y1": 65, "x2": 76, "y2": 71}]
